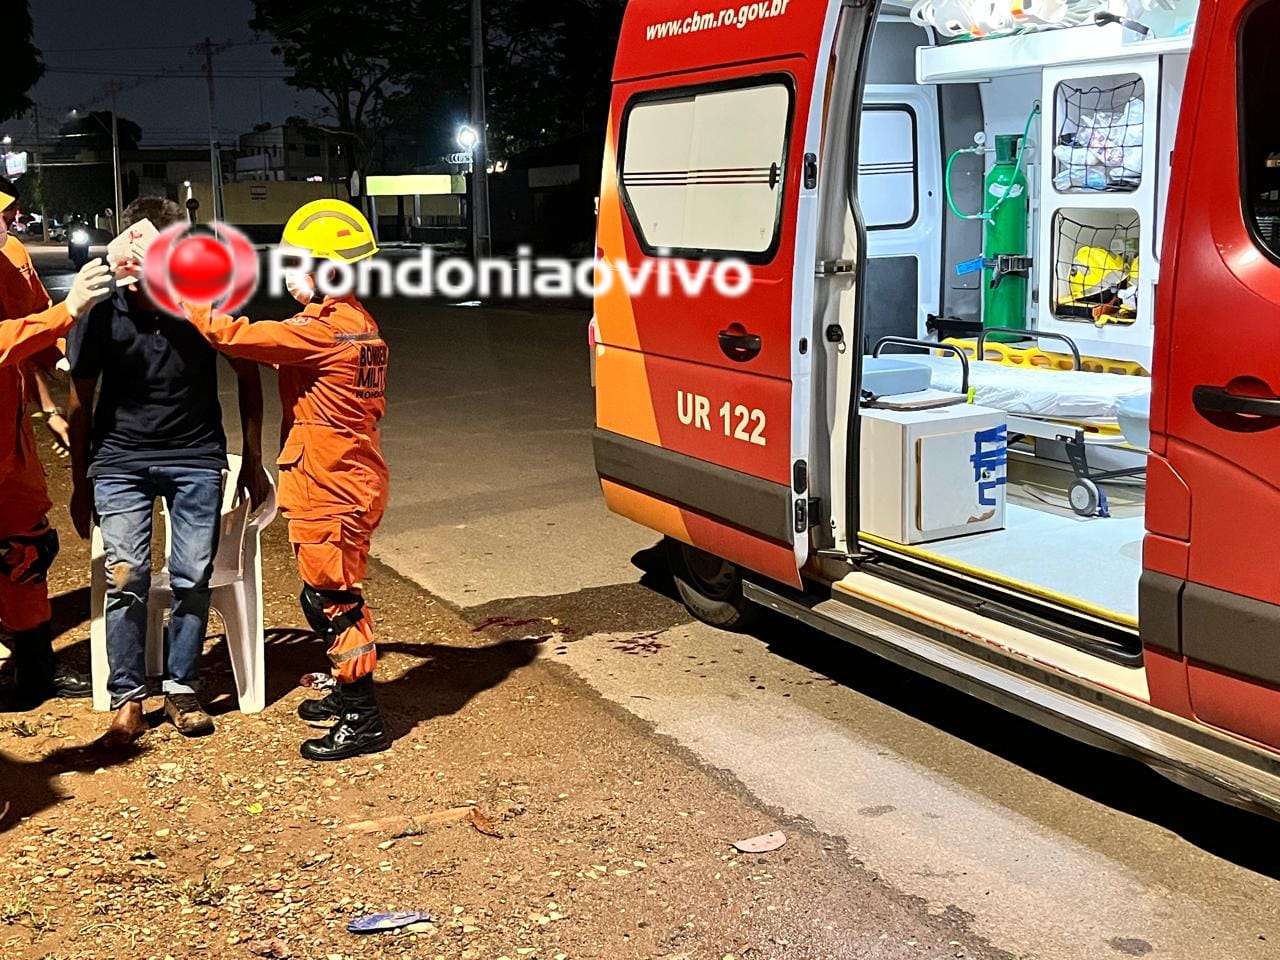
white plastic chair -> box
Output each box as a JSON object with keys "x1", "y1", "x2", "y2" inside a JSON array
[{"x1": 89, "y1": 454, "x2": 278, "y2": 714}]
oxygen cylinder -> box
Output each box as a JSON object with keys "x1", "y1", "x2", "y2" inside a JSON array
[{"x1": 982, "y1": 134, "x2": 1030, "y2": 336}]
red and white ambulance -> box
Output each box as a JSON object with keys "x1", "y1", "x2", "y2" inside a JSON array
[{"x1": 591, "y1": 0, "x2": 1280, "y2": 813}]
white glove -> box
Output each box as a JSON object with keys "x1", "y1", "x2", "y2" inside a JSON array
[
  {"x1": 65, "y1": 259, "x2": 114, "y2": 319},
  {"x1": 284, "y1": 269, "x2": 316, "y2": 305}
]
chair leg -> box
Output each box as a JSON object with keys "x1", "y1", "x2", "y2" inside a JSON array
[
  {"x1": 246, "y1": 534, "x2": 266, "y2": 713},
  {"x1": 220, "y1": 577, "x2": 264, "y2": 715},
  {"x1": 146, "y1": 589, "x2": 168, "y2": 680},
  {"x1": 89, "y1": 527, "x2": 111, "y2": 713}
]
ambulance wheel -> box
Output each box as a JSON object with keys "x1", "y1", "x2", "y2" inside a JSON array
[
  {"x1": 1069, "y1": 478, "x2": 1100, "y2": 517},
  {"x1": 665, "y1": 539, "x2": 760, "y2": 631}
]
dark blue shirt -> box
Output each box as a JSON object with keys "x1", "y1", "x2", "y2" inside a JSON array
[{"x1": 67, "y1": 290, "x2": 228, "y2": 478}]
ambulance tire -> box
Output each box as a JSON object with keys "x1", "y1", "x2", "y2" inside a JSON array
[{"x1": 665, "y1": 538, "x2": 759, "y2": 631}]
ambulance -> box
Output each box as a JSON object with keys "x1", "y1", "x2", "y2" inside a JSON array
[{"x1": 591, "y1": 0, "x2": 1280, "y2": 813}]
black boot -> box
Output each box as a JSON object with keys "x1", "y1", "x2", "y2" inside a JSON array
[
  {"x1": 297, "y1": 689, "x2": 342, "y2": 723},
  {"x1": 299, "y1": 675, "x2": 389, "y2": 761},
  {"x1": 8, "y1": 624, "x2": 90, "y2": 706}
]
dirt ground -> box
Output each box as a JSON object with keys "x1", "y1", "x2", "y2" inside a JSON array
[{"x1": 0, "y1": 445, "x2": 1009, "y2": 960}]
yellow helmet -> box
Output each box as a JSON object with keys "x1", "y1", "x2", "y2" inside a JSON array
[
  {"x1": 0, "y1": 190, "x2": 13, "y2": 214},
  {"x1": 1068, "y1": 245, "x2": 1124, "y2": 301},
  {"x1": 282, "y1": 199, "x2": 378, "y2": 263}
]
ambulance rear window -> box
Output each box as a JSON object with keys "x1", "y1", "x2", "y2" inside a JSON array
[
  {"x1": 1242, "y1": 0, "x2": 1280, "y2": 259},
  {"x1": 619, "y1": 78, "x2": 793, "y2": 261}
]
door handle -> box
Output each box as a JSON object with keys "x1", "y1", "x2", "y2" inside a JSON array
[
  {"x1": 718, "y1": 325, "x2": 762, "y2": 363},
  {"x1": 1192, "y1": 384, "x2": 1280, "y2": 431}
]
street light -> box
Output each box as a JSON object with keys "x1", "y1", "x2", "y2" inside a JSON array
[{"x1": 456, "y1": 122, "x2": 490, "y2": 261}]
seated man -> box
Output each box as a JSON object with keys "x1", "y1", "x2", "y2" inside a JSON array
[{"x1": 67, "y1": 197, "x2": 268, "y2": 745}]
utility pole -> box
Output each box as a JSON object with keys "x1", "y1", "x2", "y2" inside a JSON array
[
  {"x1": 32, "y1": 103, "x2": 48, "y2": 243},
  {"x1": 469, "y1": 0, "x2": 491, "y2": 259},
  {"x1": 109, "y1": 80, "x2": 123, "y2": 234},
  {"x1": 200, "y1": 37, "x2": 223, "y2": 221}
]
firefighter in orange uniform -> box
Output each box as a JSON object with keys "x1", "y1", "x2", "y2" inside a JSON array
[
  {"x1": 0, "y1": 186, "x2": 114, "y2": 704},
  {"x1": 183, "y1": 199, "x2": 390, "y2": 760}
]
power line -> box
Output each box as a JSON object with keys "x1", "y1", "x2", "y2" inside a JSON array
[
  {"x1": 45, "y1": 67, "x2": 293, "y2": 78},
  {"x1": 40, "y1": 40, "x2": 279, "y2": 53}
]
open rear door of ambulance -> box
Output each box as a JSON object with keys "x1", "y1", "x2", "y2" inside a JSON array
[
  {"x1": 1145, "y1": 0, "x2": 1280, "y2": 748},
  {"x1": 593, "y1": 0, "x2": 859, "y2": 590}
]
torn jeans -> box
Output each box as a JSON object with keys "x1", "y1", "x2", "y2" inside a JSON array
[{"x1": 94, "y1": 467, "x2": 222, "y2": 709}]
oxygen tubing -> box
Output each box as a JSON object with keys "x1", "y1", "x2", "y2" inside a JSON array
[{"x1": 944, "y1": 101, "x2": 1041, "y2": 223}]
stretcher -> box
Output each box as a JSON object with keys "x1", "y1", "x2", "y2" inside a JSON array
[{"x1": 870, "y1": 336, "x2": 1152, "y2": 517}]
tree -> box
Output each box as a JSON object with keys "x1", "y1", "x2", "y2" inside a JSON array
[
  {"x1": 250, "y1": 0, "x2": 449, "y2": 172},
  {"x1": 387, "y1": 0, "x2": 627, "y2": 159},
  {"x1": 3, "y1": 1, "x2": 45, "y2": 123},
  {"x1": 33, "y1": 164, "x2": 115, "y2": 221},
  {"x1": 251, "y1": 0, "x2": 625, "y2": 170},
  {"x1": 57, "y1": 112, "x2": 144, "y2": 154},
  {"x1": 482, "y1": 0, "x2": 626, "y2": 156}
]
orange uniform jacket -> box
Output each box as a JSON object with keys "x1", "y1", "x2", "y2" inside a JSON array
[
  {"x1": 186, "y1": 295, "x2": 389, "y2": 520},
  {"x1": 0, "y1": 237, "x2": 63, "y2": 483},
  {"x1": 186, "y1": 295, "x2": 389, "y2": 682},
  {"x1": 0, "y1": 300, "x2": 71, "y2": 369},
  {"x1": 0, "y1": 238, "x2": 70, "y2": 632}
]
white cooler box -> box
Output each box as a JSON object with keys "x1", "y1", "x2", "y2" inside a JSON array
[{"x1": 859, "y1": 403, "x2": 1008, "y2": 545}]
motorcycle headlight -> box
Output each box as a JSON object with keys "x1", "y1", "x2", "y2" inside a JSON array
[{"x1": 71, "y1": 230, "x2": 89, "y2": 244}]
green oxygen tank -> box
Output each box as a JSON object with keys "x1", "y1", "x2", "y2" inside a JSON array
[{"x1": 982, "y1": 133, "x2": 1030, "y2": 337}]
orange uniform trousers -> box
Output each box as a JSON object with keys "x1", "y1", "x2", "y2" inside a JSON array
[
  {"x1": 288, "y1": 495, "x2": 386, "y2": 684},
  {"x1": 0, "y1": 438, "x2": 55, "y2": 633}
]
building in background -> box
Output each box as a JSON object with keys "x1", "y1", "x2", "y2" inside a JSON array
[
  {"x1": 123, "y1": 148, "x2": 220, "y2": 202},
  {"x1": 235, "y1": 118, "x2": 347, "y2": 183},
  {"x1": 187, "y1": 177, "x2": 350, "y2": 242}
]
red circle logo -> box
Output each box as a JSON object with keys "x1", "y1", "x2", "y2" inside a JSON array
[{"x1": 141, "y1": 221, "x2": 258, "y2": 317}]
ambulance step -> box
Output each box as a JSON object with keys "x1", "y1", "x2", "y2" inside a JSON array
[
  {"x1": 833, "y1": 571, "x2": 1148, "y2": 697},
  {"x1": 741, "y1": 580, "x2": 1280, "y2": 819}
]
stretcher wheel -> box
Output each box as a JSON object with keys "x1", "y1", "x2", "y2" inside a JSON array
[
  {"x1": 665, "y1": 538, "x2": 759, "y2": 630},
  {"x1": 1068, "y1": 478, "x2": 1101, "y2": 517}
]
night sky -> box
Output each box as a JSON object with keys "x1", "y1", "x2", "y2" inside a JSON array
[{"x1": 4, "y1": 1, "x2": 325, "y2": 147}]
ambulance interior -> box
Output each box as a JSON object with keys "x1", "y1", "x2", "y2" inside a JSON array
[{"x1": 848, "y1": 3, "x2": 1195, "y2": 648}]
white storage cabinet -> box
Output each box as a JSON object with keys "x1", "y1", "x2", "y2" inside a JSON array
[{"x1": 860, "y1": 403, "x2": 1009, "y2": 545}]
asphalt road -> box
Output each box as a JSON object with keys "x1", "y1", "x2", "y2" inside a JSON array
[{"x1": 29, "y1": 245, "x2": 1280, "y2": 960}]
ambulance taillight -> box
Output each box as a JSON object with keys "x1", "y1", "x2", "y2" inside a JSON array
[{"x1": 587, "y1": 316, "x2": 598, "y2": 388}]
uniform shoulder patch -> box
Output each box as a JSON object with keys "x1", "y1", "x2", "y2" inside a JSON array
[{"x1": 284, "y1": 315, "x2": 312, "y2": 326}]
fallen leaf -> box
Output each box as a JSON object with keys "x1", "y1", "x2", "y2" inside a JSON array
[
  {"x1": 732, "y1": 830, "x2": 786, "y2": 854},
  {"x1": 470, "y1": 807, "x2": 503, "y2": 839}
]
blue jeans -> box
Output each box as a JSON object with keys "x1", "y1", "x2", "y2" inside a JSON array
[{"x1": 94, "y1": 467, "x2": 223, "y2": 709}]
